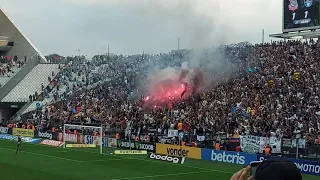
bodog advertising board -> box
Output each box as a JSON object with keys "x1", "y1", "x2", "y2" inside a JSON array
[{"x1": 155, "y1": 143, "x2": 201, "y2": 159}]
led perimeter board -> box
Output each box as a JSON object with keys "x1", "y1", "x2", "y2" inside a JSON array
[{"x1": 283, "y1": 0, "x2": 320, "y2": 32}]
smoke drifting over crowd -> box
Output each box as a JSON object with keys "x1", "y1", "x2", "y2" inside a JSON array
[{"x1": 120, "y1": 0, "x2": 234, "y2": 106}]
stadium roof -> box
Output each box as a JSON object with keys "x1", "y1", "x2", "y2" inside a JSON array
[
  {"x1": 269, "y1": 30, "x2": 320, "y2": 39},
  {"x1": 0, "y1": 9, "x2": 47, "y2": 62}
]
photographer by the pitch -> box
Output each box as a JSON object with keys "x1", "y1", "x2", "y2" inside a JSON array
[{"x1": 230, "y1": 159, "x2": 302, "y2": 180}]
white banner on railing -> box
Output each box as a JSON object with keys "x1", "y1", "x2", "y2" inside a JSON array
[
  {"x1": 197, "y1": 135, "x2": 205, "y2": 141},
  {"x1": 167, "y1": 129, "x2": 178, "y2": 137},
  {"x1": 0, "y1": 127, "x2": 8, "y2": 134},
  {"x1": 239, "y1": 135, "x2": 282, "y2": 154},
  {"x1": 291, "y1": 139, "x2": 306, "y2": 148}
]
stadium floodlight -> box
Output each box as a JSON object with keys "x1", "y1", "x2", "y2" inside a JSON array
[{"x1": 63, "y1": 124, "x2": 103, "y2": 154}]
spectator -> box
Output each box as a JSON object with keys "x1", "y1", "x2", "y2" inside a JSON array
[{"x1": 19, "y1": 40, "x2": 320, "y2": 147}]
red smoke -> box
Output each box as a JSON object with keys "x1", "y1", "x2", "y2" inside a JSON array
[{"x1": 143, "y1": 68, "x2": 203, "y2": 107}]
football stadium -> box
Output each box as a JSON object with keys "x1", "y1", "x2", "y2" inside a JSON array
[{"x1": 0, "y1": 1, "x2": 320, "y2": 180}]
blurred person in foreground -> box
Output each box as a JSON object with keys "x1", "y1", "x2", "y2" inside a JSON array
[{"x1": 230, "y1": 159, "x2": 302, "y2": 180}]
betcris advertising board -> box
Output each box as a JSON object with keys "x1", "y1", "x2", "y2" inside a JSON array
[
  {"x1": 257, "y1": 155, "x2": 320, "y2": 176},
  {"x1": 84, "y1": 135, "x2": 108, "y2": 147},
  {"x1": 201, "y1": 148, "x2": 257, "y2": 166}
]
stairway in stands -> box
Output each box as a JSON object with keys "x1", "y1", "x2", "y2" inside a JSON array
[{"x1": 1, "y1": 64, "x2": 60, "y2": 102}]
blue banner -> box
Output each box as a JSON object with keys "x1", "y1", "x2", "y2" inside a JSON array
[
  {"x1": 257, "y1": 155, "x2": 320, "y2": 176},
  {"x1": 0, "y1": 134, "x2": 41, "y2": 144},
  {"x1": 84, "y1": 135, "x2": 108, "y2": 147},
  {"x1": 201, "y1": 148, "x2": 257, "y2": 166}
]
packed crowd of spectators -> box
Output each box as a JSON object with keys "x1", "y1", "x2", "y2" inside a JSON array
[{"x1": 17, "y1": 40, "x2": 320, "y2": 145}]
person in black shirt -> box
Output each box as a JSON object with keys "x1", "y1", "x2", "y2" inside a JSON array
[{"x1": 16, "y1": 136, "x2": 21, "y2": 154}]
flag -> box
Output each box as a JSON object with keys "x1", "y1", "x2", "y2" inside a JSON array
[
  {"x1": 247, "y1": 107, "x2": 251, "y2": 114},
  {"x1": 231, "y1": 107, "x2": 237, "y2": 115},
  {"x1": 242, "y1": 110, "x2": 247, "y2": 117},
  {"x1": 294, "y1": 72, "x2": 300, "y2": 80}
]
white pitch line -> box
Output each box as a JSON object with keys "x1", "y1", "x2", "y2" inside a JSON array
[
  {"x1": 111, "y1": 170, "x2": 215, "y2": 180},
  {"x1": 0, "y1": 147, "x2": 83, "y2": 163},
  {"x1": 82, "y1": 159, "x2": 107, "y2": 162}
]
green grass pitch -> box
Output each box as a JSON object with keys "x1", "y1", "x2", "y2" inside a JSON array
[{"x1": 0, "y1": 139, "x2": 318, "y2": 180}]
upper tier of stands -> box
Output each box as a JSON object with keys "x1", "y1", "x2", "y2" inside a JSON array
[
  {"x1": 0, "y1": 9, "x2": 47, "y2": 90},
  {"x1": 1, "y1": 63, "x2": 60, "y2": 102},
  {"x1": 0, "y1": 54, "x2": 29, "y2": 87}
]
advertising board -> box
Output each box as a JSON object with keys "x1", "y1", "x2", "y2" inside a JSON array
[
  {"x1": 57, "y1": 133, "x2": 83, "y2": 143},
  {"x1": 0, "y1": 127, "x2": 8, "y2": 134},
  {"x1": 117, "y1": 139, "x2": 155, "y2": 152},
  {"x1": 201, "y1": 148, "x2": 257, "y2": 166},
  {"x1": 149, "y1": 153, "x2": 185, "y2": 164},
  {"x1": 155, "y1": 143, "x2": 201, "y2": 159},
  {"x1": 257, "y1": 155, "x2": 320, "y2": 176},
  {"x1": 40, "y1": 139, "x2": 64, "y2": 147},
  {"x1": 35, "y1": 131, "x2": 57, "y2": 140},
  {"x1": 84, "y1": 135, "x2": 108, "y2": 147},
  {"x1": 12, "y1": 128, "x2": 34, "y2": 137},
  {"x1": 0, "y1": 134, "x2": 40, "y2": 144},
  {"x1": 66, "y1": 144, "x2": 96, "y2": 148},
  {"x1": 114, "y1": 150, "x2": 147, "y2": 155}
]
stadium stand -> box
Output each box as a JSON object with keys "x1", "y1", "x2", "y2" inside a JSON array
[
  {"x1": 15, "y1": 40, "x2": 320, "y2": 149},
  {"x1": 0, "y1": 8, "x2": 319, "y2": 160},
  {"x1": 1, "y1": 63, "x2": 60, "y2": 102},
  {"x1": 0, "y1": 9, "x2": 48, "y2": 121}
]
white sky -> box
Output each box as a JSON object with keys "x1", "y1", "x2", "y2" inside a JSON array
[{"x1": 1, "y1": 0, "x2": 282, "y2": 58}]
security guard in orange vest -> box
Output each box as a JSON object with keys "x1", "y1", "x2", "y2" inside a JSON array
[
  {"x1": 215, "y1": 141, "x2": 221, "y2": 150},
  {"x1": 265, "y1": 144, "x2": 272, "y2": 156}
]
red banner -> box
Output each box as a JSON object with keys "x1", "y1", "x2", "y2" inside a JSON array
[{"x1": 40, "y1": 139, "x2": 64, "y2": 147}]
